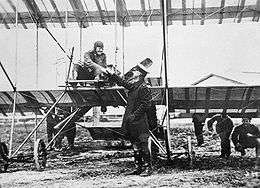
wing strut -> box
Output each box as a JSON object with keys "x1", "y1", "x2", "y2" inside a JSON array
[
  {"x1": 161, "y1": 0, "x2": 172, "y2": 161},
  {"x1": 11, "y1": 91, "x2": 66, "y2": 157},
  {"x1": 10, "y1": 45, "x2": 75, "y2": 157}
]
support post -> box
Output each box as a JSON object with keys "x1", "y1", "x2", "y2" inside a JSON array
[
  {"x1": 122, "y1": 20, "x2": 125, "y2": 75},
  {"x1": 9, "y1": 92, "x2": 16, "y2": 157},
  {"x1": 161, "y1": 0, "x2": 172, "y2": 161},
  {"x1": 114, "y1": 0, "x2": 118, "y2": 68},
  {"x1": 36, "y1": 22, "x2": 39, "y2": 89},
  {"x1": 34, "y1": 113, "x2": 37, "y2": 143},
  {"x1": 79, "y1": 20, "x2": 83, "y2": 60}
]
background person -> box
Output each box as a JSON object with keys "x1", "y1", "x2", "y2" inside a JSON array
[
  {"x1": 192, "y1": 113, "x2": 207, "y2": 146},
  {"x1": 207, "y1": 112, "x2": 234, "y2": 158},
  {"x1": 231, "y1": 116, "x2": 260, "y2": 156}
]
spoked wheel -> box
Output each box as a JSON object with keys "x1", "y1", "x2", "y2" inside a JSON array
[
  {"x1": 0, "y1": 142, "x2": 9, "y2": 172},
  {"x1": 34, "y1": 139, "x2": 47, "y2": 171}
]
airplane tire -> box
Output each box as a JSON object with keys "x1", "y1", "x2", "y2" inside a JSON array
[{"x1": 34, "y1": 139, "x2": 47, "y2": 171}]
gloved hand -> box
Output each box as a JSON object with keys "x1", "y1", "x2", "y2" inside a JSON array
[
  {"x1": 125, "y1": 114, "x2": 135, "y2": 124},
  {"x1": 235, "y1": 143, "x2": 243, "y2": 152}
]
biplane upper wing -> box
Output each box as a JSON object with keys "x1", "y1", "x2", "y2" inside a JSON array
[
  {"x1": 0, "y1": 0, "x2": 259, "y2": 28},
  {"x1": 0, "y1": 85, "x2": 260, "y2": 117}
]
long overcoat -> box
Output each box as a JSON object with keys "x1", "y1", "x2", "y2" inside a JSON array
[{"x1": 112, "y1": 75, "x2": 152, "y2": 142}]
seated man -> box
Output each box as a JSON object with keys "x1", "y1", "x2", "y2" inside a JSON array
[
  {"x1": 231, "y1": 116, "x2": 260, "y2": 156},
  {"x1": 72, "y1": 41, "x2": 107, "y2": 82},
  {"x1": 207, "y1": 112, "x2": 234, "y2": 158}
]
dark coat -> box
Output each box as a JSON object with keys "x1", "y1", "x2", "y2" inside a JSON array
[
  {"x1": 207, "y1": 114, "x2": 233, "y2": 134},
  {"x1": 111, "y1": 75, "x2": 152, "y2": 142},
  {"x1": 73, "y1": 50, "x2": 106, "y2": 80},
  {"x1": 231, "y1": 123, "x2": 260, "y2": 147},
  {"x1": 84, "y1": 50, "x2": 106, "y2": 68}
]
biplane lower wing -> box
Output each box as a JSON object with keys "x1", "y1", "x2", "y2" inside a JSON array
[{"x1": 0, "y1": 85, "x2": 260, "y2": 117}]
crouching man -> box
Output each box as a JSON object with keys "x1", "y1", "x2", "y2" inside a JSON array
[
  {"x1": 105, "y1": 58, "x2": 153, "y2": 176},
  {"x1": 231, "y1": 116, "x2": 260, "y2": 156}
]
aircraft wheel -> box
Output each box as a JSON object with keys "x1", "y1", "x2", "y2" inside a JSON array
[
  {"x1": 0, "y1": 142, "x2": 9, "y2": 172},
  {"x1": 34, "y1": 139, "x2": 47, "y2": 171}
]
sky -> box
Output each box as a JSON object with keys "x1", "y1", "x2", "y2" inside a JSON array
[{"x1": 0, "y1": 21, "x2": 260, "y2": 91}]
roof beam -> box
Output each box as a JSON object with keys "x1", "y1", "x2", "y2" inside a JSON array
[
  {"x1": 237, "y1": 0, "x2": 246, "y2": 23},
  {"x1": 19, "y1": 91, "x2": 42, "y2": 115},
  {"x1": 0, "y1": 5, "x2": 256, "y2": 27},
  {"x1": 0, "y1": 94, "x2": 8, "y2": 116},
  {"x1": 116, "y1": 0, "x2": 130, "y2": 26},
  {"x1": 7, "y1": 0, "x2": 27, "y2": 29},
  {"x1": 2, "y1": 92, "x2": 25, "y2": 116},
  {"x1": 182, "y1": 0, "x2": 187, "y2": 25},
  {"x1": 140, "y1": 0, "x2": 147, "y2": 25},
  {"x1": 253, "y1": 0, "x2": 260, "y2": 21},
  {"x1": 167, "y1": 0, "x2": 172, "y2": 25},
  {"x1": 0, "y1": 12, "x2": 10, "y2": 29},
  {"x1": 0, "y1": 2, "x2": 15, "y2": 26},
  {"x1": 102, "y1": 0, "x2": 111, "y2": 24},
  {"x1": 22, "y1": 0, "x2": 47, "y2": 28},
  {"x1": 49, "y1": 0, "x2": 65, "y2": 28},
  {"x1": 201, "y1": 0, "x2": 206, "y2": 25},
  {"x1": 219, "y1": 0, "x2": 226, "y2": 24},
  {"x1": 68, "y1": 0, "x2": 89, "y2": 27},
  {"x1": 94, "y1": 0, "x2": 106, "y2": 25}
]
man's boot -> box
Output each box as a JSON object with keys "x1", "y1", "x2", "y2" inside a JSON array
[
  {"x1": 139, "y1": 151, "x2": 152, "y2": 177},
  {"x1": 125, "y1": 150, "x2": 143, "y2": 175}
]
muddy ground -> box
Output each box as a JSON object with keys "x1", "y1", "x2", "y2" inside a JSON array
[{"x1": 1, "y1": 120, "x2": 260, "y2": 188}]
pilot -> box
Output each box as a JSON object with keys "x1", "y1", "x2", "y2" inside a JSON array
[
  {"x1": 207, "y1": 112, "x2": 234, "y2": 158},
  {"x1": 105, "y1": 58, "x2": 154, "y2": 176},
  {"x1": 72, "y1": 41, "x2": 108, "y2": 113},
  {"x1": 72, "y1": 41, "x2": 107, "y2": 81},
  {"x1": 231, "y1": 116, "x2": 260, "y2": 156}
]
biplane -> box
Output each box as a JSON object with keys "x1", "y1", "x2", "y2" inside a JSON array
[{"x1": 1, "y1": 0, "x2": 260, "y2": 172}]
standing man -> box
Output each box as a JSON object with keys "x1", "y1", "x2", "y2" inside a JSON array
[
  {"x1": 46, "y1": 108, "x2": 60, "y2": 150},
  {"x1": 231, "y1": 116, "x2": 260, "y2": 156},
  {"x1": 105, "y1": 58, "x2": 153, "y2": 176},
  {"x1": 73, "y1": 41, "x2": 107, "y2": 81},
  {"x1": 207, "y1": 112, "x2": 234, "y2": 158},
  {"x1": 192, "y1": 113, "x2": 207, "y2": 146}
]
